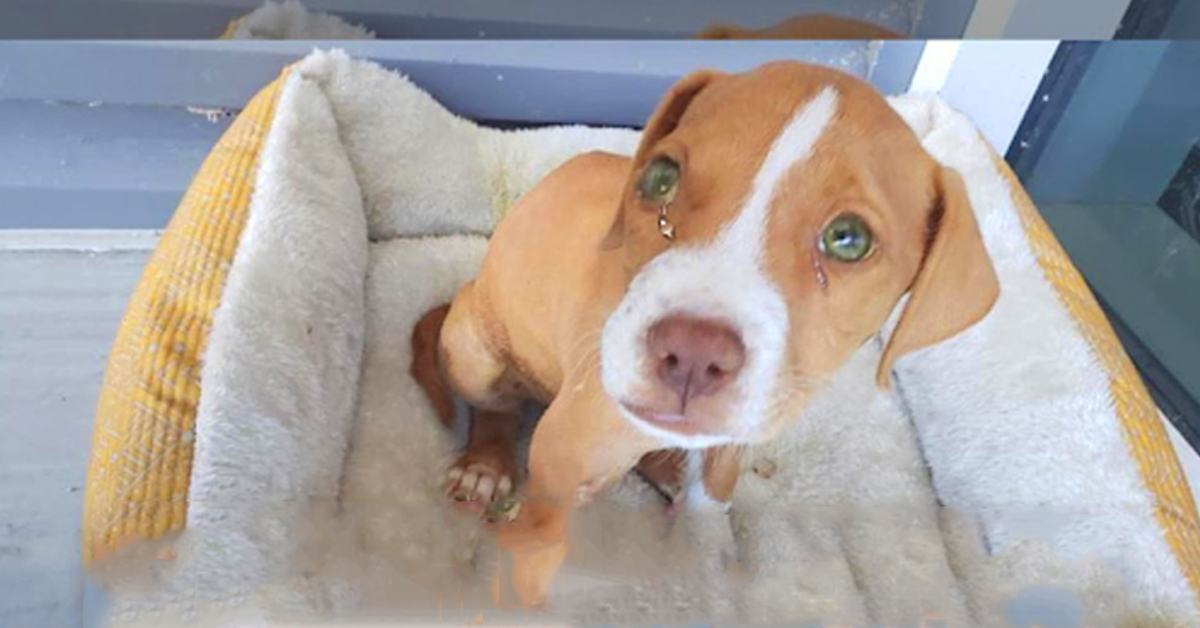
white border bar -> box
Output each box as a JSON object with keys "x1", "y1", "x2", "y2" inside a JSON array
[
  {"x1": 905, "y1": 40, "x2": 1058, "y2": 154},
  {"x1": 0, "y1": 229, "x2": 161, "y2": 251}
]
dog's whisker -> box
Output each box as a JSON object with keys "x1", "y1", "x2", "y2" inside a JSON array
[
  {"x1": 566, "y1": 327, "x2": 604, "y2": 357},
  {"x1": 563, "y1": 328, "x2": 606, "y2": 380},
  {"x1": 567, "y1": 345, "x2": 602, "y2": 382},
  {"x1": 561, "y1": 330, "x2": 601, "y2": 365}
]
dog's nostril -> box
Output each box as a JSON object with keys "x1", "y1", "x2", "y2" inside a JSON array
[{"x1": 646, "y1": 314, "x2": 745, "y2": 405}]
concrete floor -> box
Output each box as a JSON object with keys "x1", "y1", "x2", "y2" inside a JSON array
[
  {"x1": 0, "y1": 238, "x2": 151, "y2": 628},
  {"x1": 1, "y1": 231, "x2": 1198, "y2": 628}
]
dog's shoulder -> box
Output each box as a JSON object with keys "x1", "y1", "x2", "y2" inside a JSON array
[
  {"x1": 525, "y1": 151, "x2": 630, "y2": 206},
  {"x1": 551, "y1": 150, "x2": 630, "y2": 181}
]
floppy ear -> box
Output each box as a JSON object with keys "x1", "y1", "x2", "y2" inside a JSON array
[
  {"x1": 601, "y1": 69, "x2": 723, "y2": 250},
  {"x1": 876, "y1": 166, "x2": 1000, "y2": 387}
]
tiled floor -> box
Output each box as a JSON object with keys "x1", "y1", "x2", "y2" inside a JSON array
[{"x1": 1, "y1": 232, "x2": 1197, "y2": 628}]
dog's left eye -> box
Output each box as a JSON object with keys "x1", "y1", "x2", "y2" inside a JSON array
[
  {"x1": 819, "y1": 213, "x2": 874, "y2": 262},
  {"x1": 638, "y1": 157, "x2": 680, "y2": 203}
]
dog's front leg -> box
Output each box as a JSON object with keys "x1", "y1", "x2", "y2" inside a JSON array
[{"x1": 493, "y1": 374, "x2": 658, "y2": 608}]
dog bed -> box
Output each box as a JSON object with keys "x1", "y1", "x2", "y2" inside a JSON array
[{"x1": 83, "y1": 50, "x2": 1200, "y2": 626}]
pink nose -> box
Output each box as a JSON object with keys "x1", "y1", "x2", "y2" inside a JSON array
[{"x1": 647, "y1": 315, "x2": 746, "y2": 407}]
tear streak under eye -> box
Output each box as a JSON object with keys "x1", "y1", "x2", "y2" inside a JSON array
[{"x1": 811, "y1": 247, "x2": 828, "y2": 291}]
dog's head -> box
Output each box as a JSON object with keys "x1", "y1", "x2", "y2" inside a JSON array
[{"x1": 599, "y1": 62, "x2": 999, "y2": 448}]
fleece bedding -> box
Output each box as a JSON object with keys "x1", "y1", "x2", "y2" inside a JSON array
[{"x1": 83, "y1": 50, "x2": 1200, "y2": 627}]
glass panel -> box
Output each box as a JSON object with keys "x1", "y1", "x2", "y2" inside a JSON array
[{"x1": 1163, "y1": 0, "x2": 1200, "y2": 38}]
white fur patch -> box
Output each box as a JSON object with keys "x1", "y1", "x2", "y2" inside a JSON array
[
  {"x1": 680, "y1": 453, "x2": 733, "y2": 514},
  {"x1": 600, "y1": 87, "x2": 840, "y2": 447}
]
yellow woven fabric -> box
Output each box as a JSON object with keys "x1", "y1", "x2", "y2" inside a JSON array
[
  {"x1": 996, "y1": 154, "x2": 1200, "y2": 603},
  {"x1": 82, "y1": 69, "x2": 289, "y2": 565}
]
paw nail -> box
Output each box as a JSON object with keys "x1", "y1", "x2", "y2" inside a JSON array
[
  {"x1": 460, "y1": 471, "x2": 479, "y2": 491},
  {"x1": 476, "y1": 476, "x2": 496, "y2": 502},
  {"x1": 485, "y1": 498, "x2": 521, "y2": 523}
]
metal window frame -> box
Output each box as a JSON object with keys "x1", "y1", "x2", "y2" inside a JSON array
[
  {"x1": 1005, "y1": 41, "x2": 1101, "y2": 180},
  {"x1": 1115, "y1": 0, "x2": 1183, "y2": 38}
]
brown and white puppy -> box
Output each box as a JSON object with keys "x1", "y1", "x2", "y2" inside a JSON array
[{"x1": 412, "y1": 61, "x2": 998, "y2": 607}]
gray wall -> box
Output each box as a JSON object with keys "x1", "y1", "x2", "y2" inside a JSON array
[
  {"x1": 0, "y1": 41, "x2": 921, "y2": 229},
  {"x1": 1004, "y1": 0, "x2": 1129, "y2": 38},
  {"x1": 0, "y1": 0, "x2": 973, "y2": 38}
]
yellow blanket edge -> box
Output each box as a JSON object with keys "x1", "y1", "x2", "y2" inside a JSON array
[
  {"x1": 82, "y1": 66, "x2": 291, "y2": 566},
  {"x1": 994, "y1": 151, "x2": 1200, "y2": 606}
]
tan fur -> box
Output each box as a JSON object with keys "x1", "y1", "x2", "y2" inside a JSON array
[
  {"x1": 700, "y1": 445, "x2": 744, "y2": 503},
  {"x1": 634, "y1": 448, "x2": 688, "y2": 502},
  {"x1": 414, "y1": 62, "x2": 998, "y2": 607}
]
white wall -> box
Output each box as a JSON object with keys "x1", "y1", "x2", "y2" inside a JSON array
[{"x1": 909, "y1": 40, "x2": 1058, "y2": 154}]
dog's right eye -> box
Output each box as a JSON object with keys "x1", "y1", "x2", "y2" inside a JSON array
[
  {"x1": 819, "y1": 213, "x2": 874, "y2": 262},
  {"x1": 638, "y1": 157, "x2": 680, "y2": 203}
]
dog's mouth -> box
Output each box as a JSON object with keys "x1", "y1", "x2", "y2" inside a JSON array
[{"x1": 619, "y1": 401, "x2": 714, "y2": 436}]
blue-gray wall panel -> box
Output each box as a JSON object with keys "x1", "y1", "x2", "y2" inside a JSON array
[
  {"x1": 0, "y1": 0, "x2": 949, "y2": 39},
  {"x1": 0, "y1": 41, "x2": 915, "y2": 229}
]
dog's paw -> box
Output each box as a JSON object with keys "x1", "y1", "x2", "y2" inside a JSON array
[{"x1": 444, "y1": 455, "x2": 515, "y2": 513}]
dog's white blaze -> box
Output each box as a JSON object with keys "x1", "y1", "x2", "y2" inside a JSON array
[
  {"x1": 717, "y1": 86, "x2": 840, "y2": 260},
  {"x1": 602, "y1": 87, "x2": 839, "y2": 448}
]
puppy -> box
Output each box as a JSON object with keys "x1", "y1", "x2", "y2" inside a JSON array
[{"x1": 411, "y1": 61, "x2": 998, "y2": 607}]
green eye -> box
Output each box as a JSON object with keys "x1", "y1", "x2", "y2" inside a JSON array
[
  {"x1": 819, "y1": 213, "x2": 873, "y2": 262},
  {"x1": 638, "y1": 157, "x2": 680, "y2": 202}
]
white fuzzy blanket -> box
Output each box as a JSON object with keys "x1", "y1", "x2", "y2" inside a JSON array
[
  {"x1": 95, "y1": 50, "x2": 1198, "y2": 627},
  {"x1": 225, "y1": 1, "x2": 374, "y2": 40}
]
